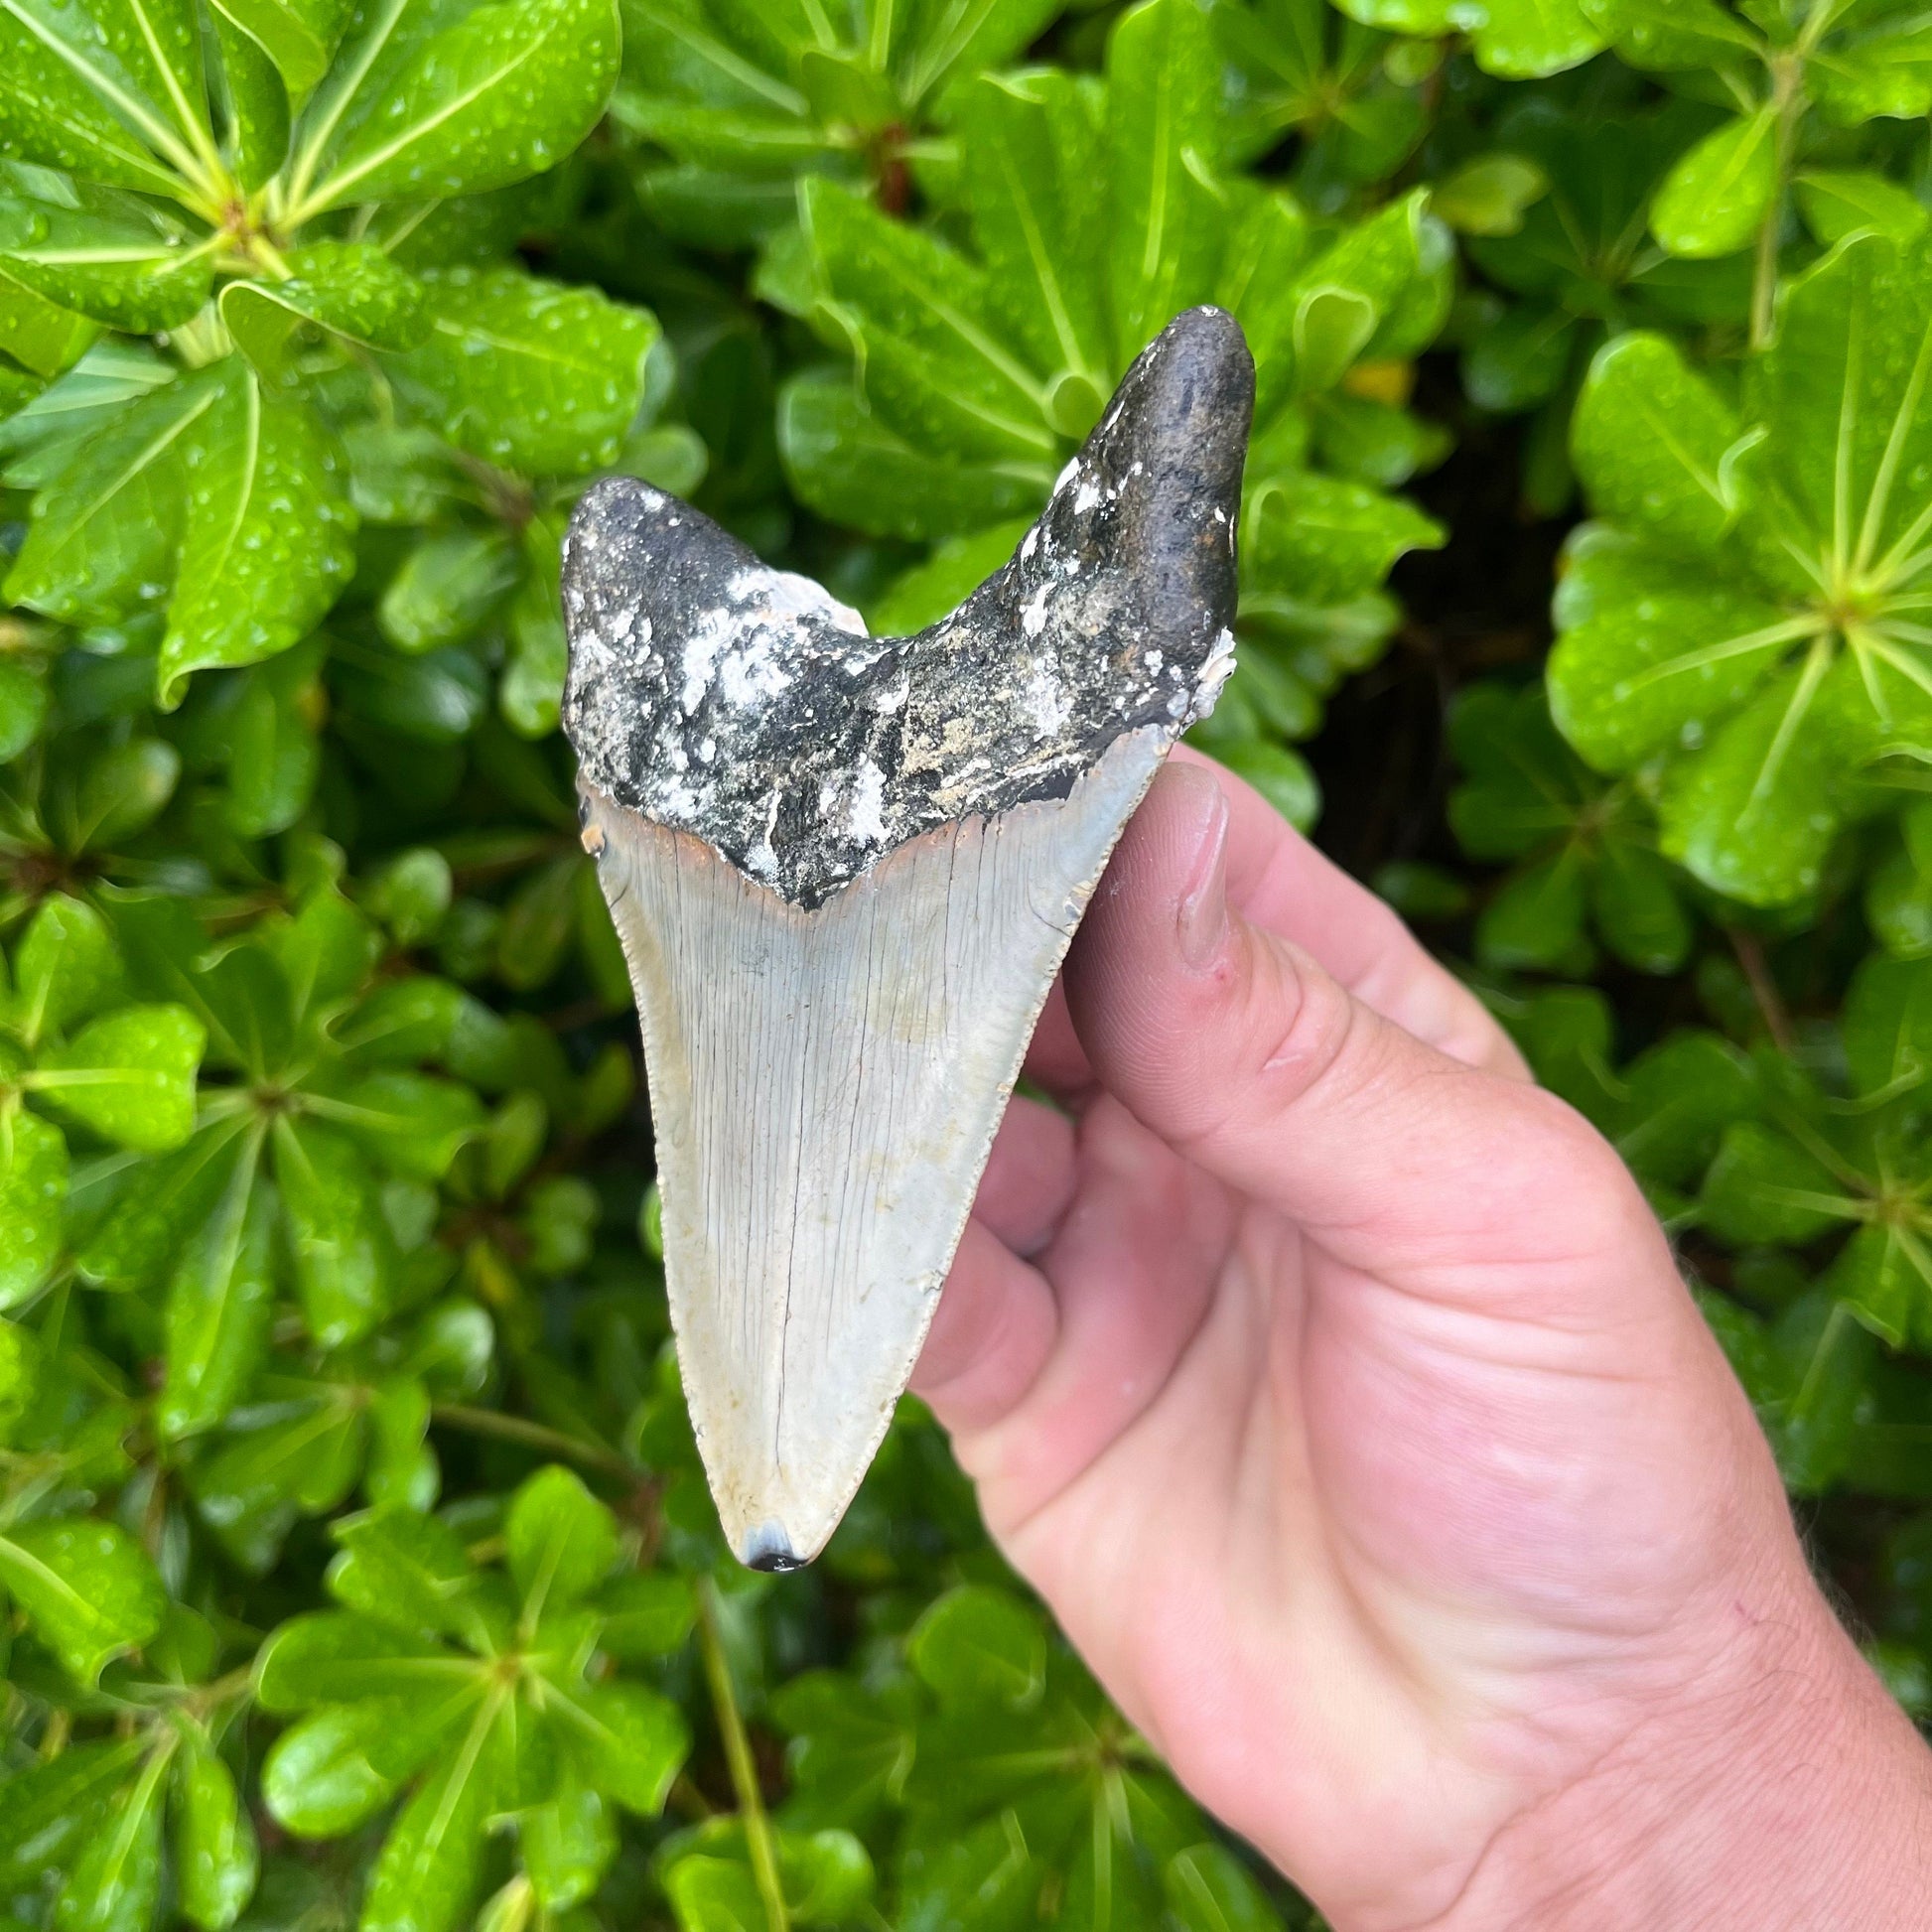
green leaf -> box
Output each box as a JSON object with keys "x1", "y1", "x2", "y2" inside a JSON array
[
  {"x1": 778, "y1": 366, "x2": 1048, "y2": 541},
  {"x1": 274, "y1": 1115, "x2": 396, "y2": 1346},
  {"x1": 0, "y1": 1515, "x2": 165, "y2": 1683},
  {"x1": 328, "y1": 1507, "x2": 481, "y2": 1639},
  {"x1": 358, "y1": 1706, "x2": 508, "y2": 1932},
  {"x1": 1809, "y1": 20, "x2": 1932, "y2": 125},
  {"x1": 302, "y1": 0, "x2": 619, "y2": 212},
  {"x1": 1757, "y1": 231, "x2": 1932, "y2": 574},
  {"x1": 365, "y1": 850, "x2": 455, "y2": 945},
  {"x1": 221, "y1": 240, "x2": 429, "y2": 377},
  {"x1": 158, "y1": 359, "x2": 356, "y2": 704},
  {"x1": 548, "y1": 1678, "x2": 688, "y2": 1815},
  {"x1": 174, "y1": 1739, "x2": 259, "y2": 1932},
  {"x1": 506, "y1": 1464, "x2": 619, "y2": 1614},
  {"x1": 1796, "y1": 171, "x2": 1930, "y2": 247},
  {"x1": 0, "y1": 1741, "x2": 145, "y2": 1888},
  {"x1": 521, "y1": 1781, "x2": 615, "y2": 1912},
  {"x1": 209, "y1": 12, "x2": 290, "y2": 187},
  {"x1": 0, "y1": 1101, "x2": 68, "y2": 1307},
  {"x1": 1163, "y1": 1843, "x2": 1278, "y2": 1932},
  {"x1": 1571, "y1": 333, "x2": 1746, "y2": 549},
  {"x1": 1614, "y1": 1032, "x2": 1754, "y2": 1190},
  {"x1": 190, "y1": 1391, "x2": 365, "y2": 1570},
  {"x1": 1578, "y1": 0, "x2": 1758, "y2": 69},
  {"x1": 662, "y1": 1857, "x2": 762, "y2": 1932},
  {"x1": 867, "y1": 521, "x2": 1031, "y2": 635},
  {"x1": 482, "y1": 1097, "x2": 551, "y2": 1201},
  {"x1": 76, "y1": 1114, "x2": 252, "y2": 1288},
  {"x1": 1591, "y1": 839, "x2": 1693, "y2": 975},
  {"x1": 1843, "y1": 954, "x2": 1932, "y2": 1097},
  {"x1": 1828, "y1": 1221, "x2": 1927, "y2": 1349},
  {"x1": 592, "y1": 1571, "x2": 695, "y2": 1659},
  {"x1": 1214, "y1": 187, "x2": 1311, "y2": 414},
  {"x1": 1866, "y1": 805, "x2": 1932, "y2": 956},
  {"x1": 1476, "y1": 847, "x2": 1588, "y2": 971},
  {"x1": 1547, "y1": 528, "x2": 1806, "y2": 773},
  {"x1": 53, "y1": 1750, "x2": 165, "y2": 1932},
  {"x1": 1651, "y1": 110, "x2": 1777, "y2": 259},
  {"x1": 1431, "y1": 153, "x2": 1548, "y2": 236},
  {"x1": 339, "y1": 975, "x2": 465, "y2": 1064},
  {"x1": 1462, "y1": 302, "x2": 1574, "y2": 413},
  {"x1": 92, "y1": 0, "x2": 211, "y2": 160},
  {"x1": 4, "y1": 367, "x2": 212, "y2": 628},
  {"x1": 71, "y1": 737, "x2": 182, "y2": 846},
  {"x1": 1700, "y1": 1121, "x2": 1854, "y2": 1248},
  {"x1": 770, "y1": 1673, "x2": 909, "y2": 1830},
  {"x1": 0, "y1": 657, "x2": 48, "y2": 762},
  {"x1": 779, "y1": 1828, "x2": 873, "y2": 1923},
  {"x1": 208, "y1": 0, "x2": 352, "y2": 96},
  {"x1": 800, "y1": 176, "x2": 1054, "y2": 466},
  {"x1": 378, "y1": 527, "x2": 520, "y2": 652},
  {"x1": 0, "y1": 1314, "x2": 40, "y2": 1445},
  {"x1": 1105, "y1": 0, "x2": 1225, "y2": 366},
  {"x1": 908, "y1": 1586, "x2": 1046, "y2": 1710},
  {"x1": 224, "y1": 639, "x2": 326, "y2": 837},
  {"x1": 1446, "y1": 679, "x2": 1583, "y2": 853},
  {"x1": 260, "y1": 1704, "x2": 403, "y2": 1837},
  {"x1": 32, "y1": 1001, "x2": 204, "y2": 1150},
  {"x1": 365, "y1": 1375, "x2": 436, "y2": 1508},
  {"x1": 501, "y1": 520, "x2": 567, "y2": 734},
  {"x1": 332, "y1": 637, "x2": 488, "y2": 741},
  {"x1": 493, "y1": 853, "x2": 578, "y2": 991},
  {"x1": 322, "y1": 1068, "x2": 482, "y2": 1179},
  {"x1": 0, "y1": 0, "x2": 203, "y2": 194},
  {"x1": 0, "y1": 338, "x2": 171, "y2": 477},
  {"x1": 13, "y1": 894, "x2": 124, "y2": 1045},
  {"x1": 956, "y1": 69, "x2": 1109, "y2": 397},
  {"x1": 0, "y1": 270, "x2": 96, "y2": 379},
  {"x1": 1762, "y1": 1293, "x2": 1879, "y2": 1492},
  {"x1": 156, "y1": 1136, "x2": 272, "y2": 1439},
  {"x1": 257, "y1": 1609, "x2": 463, "y2": 1710},
  {"x1": 1656, "y1": 648, "x2": 1846, "y2": 905},
  {"x1": 275, "y1": 886, "x2": 381, "y2": 1020},
  {"x1": 388, "y1": 266, "x2": 657, "y2": 476},
  {"x1": 0, "y1": 198, "x2": 212, "y2": 333},
  {"x1": 1244, "y1": 468, "x2": 1444, "y2": 607},
  {"x1": 1465, "y1": 0, "x2": 1603, "y2": 77}
]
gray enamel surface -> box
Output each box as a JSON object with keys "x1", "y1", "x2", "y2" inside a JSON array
[{"x1": 561, "y1": 306, "x2": 1254, "y2": 908}]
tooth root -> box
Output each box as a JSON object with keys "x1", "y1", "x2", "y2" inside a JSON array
[{"x1": 585, "y1": 728, "x2": 1167, "y2": 1567}]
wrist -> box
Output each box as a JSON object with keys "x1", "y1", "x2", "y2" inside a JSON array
[{"x1": 1423, "y1": 1580, "x2": 1932, "y2": 1932}]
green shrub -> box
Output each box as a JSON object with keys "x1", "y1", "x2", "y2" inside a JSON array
[{"x1": 5, "y1": 0, "x2": 1932, "y2": 1926}]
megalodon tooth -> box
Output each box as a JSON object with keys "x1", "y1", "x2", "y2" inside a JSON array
[{"x1": 561, "y1": 305, "x2": 1255, "y2": 1570}]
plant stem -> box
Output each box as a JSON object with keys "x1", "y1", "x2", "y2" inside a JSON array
[
  {"x1": 1750, "y1": 61, "x2": 1805, "y2": 349},
  {"x1": 696, "y1": 1582, "x2": 789, "y2": 1932},
  {"x1": 429, "y1": 1404, "x2": 637, "y2": 1483},
  {"x1": 184, "y1": 1663, "x2": 258, "y2": 1715},
  {"x1": 1729, "y1": 928, "x2": 1795, "y2": 1052}
]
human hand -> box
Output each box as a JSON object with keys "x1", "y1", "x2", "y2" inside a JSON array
[{"x1": 911, "y1": 752, "x2": 1932, "y2": 1931}]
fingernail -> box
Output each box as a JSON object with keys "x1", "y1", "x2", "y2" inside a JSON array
[{"x1": 1176, "y1": 782, "x2": 1230, "y2": 970}]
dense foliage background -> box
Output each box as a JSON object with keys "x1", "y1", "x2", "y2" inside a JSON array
[{"x1": 6, "y1": 0, "x2": 1932, "y2": 1925}]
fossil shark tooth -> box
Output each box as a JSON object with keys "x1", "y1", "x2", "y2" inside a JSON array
[{"x1": 562, "y1": 305, "x2": 1255, "y2": 1571}]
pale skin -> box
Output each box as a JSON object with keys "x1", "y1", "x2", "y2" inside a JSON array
[{"x1": 910, "y1": 752, "x2": 1932, "y2": 1932}]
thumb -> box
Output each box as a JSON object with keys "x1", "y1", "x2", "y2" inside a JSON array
[{"x1": 1065, "y1": 762, "x2": 1665, "y2": 1307}]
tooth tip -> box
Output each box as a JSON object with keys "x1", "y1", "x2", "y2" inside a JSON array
[{"x1": 739, "y1": 1520, "x2": 807, "y2": 1574}]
